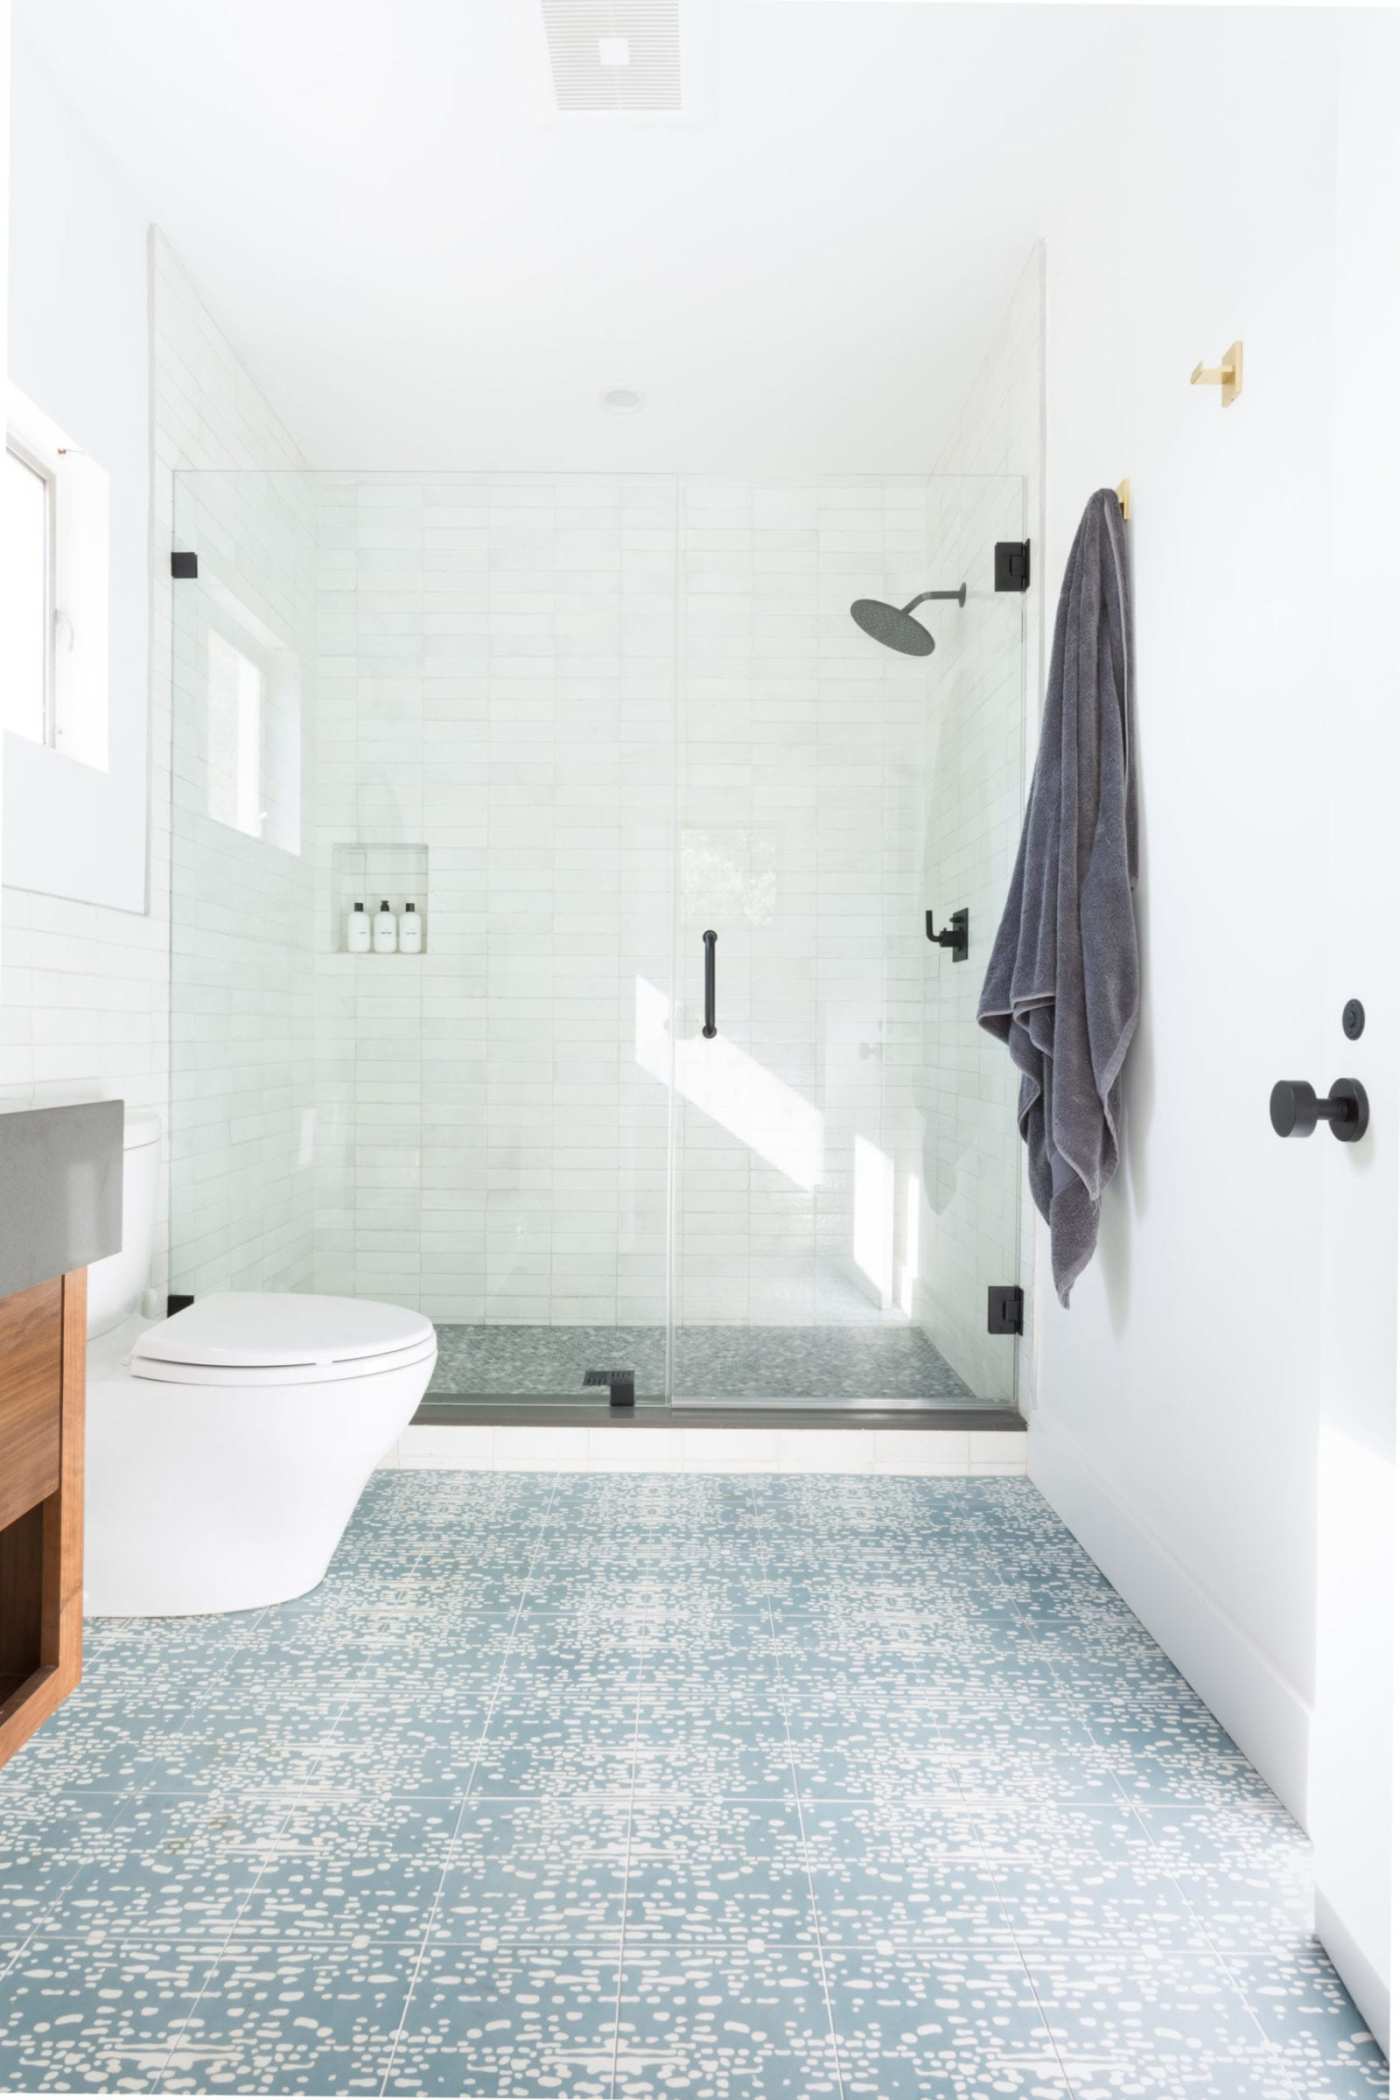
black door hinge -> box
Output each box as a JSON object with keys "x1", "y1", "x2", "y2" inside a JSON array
[
  {"x1": 987, "y1": 1284, "x2": 1024, "y2": 1336},
  {"x1": 994, "y1": 541, "x2": 1030, "y2": 593},
  {"x1": 171, "y1": 552, "x2": 199, "y2": 580}
]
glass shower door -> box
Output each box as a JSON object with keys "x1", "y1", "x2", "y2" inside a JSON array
[{"x1": 669, "y1": 475, "x2": 1027, "y2": 1408}]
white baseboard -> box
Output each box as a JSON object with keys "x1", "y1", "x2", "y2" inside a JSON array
[
  {"x1": 1315, "y1": 1885, "x2": 1390, "y2": 2060},
  {"x1": 1029, "y1": 1414, "x2": 1312, "y2": 1824},
  {"x1": 380, "y1": 1423, "x2": 1028, "y2": 1478}
]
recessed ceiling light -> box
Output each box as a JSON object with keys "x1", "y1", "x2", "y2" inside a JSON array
[
  {"x1": 597, "y1": 35, "x2": 630, "y2": 66},
  {"x1": 600, "y1": 387, "x2": 645, "y2": 413}
]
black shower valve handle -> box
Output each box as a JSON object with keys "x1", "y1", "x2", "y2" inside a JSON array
[
  {"x1": 926, "y1": 908, "x2": 969, "y2": 963},
  {"x1": 1269, "y1": 1077, "x2": 1370, "y2": 1143}
]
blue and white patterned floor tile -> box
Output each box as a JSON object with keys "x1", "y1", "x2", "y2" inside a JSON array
[{"x1": 0, "y1": 1472, "x2": 1384, "y2": 2097}]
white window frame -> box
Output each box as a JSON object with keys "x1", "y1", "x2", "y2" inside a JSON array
[
  {"x1": 2, "y1": 434, "x2": 57, "y2": 748},
  {"x1": 4, "y1": 385, "x2": 111, "y2": 772}
]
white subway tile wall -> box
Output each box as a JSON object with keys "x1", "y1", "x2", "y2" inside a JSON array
[
  {"x1": 168, "y1": 467, "x2": 318, "y2": 1295},
  {"x1": 162, "y1": 467, "x2": 1027, "y2": 1401},
  {"x1": 673, "y1": 477, "x2": 928, "y2": 1356},
  {"x1": 308, "y1": 474, "x2": 677, "y2": 1330}
]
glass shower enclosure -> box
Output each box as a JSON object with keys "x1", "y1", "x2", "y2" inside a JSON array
[{"x1": 168, "y1": 470, "x2": 1027, "y2": 1412}]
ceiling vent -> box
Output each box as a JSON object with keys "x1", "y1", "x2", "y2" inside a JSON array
[{"x1": 540, "y1": 0, "x2": 683, "y2": 112}]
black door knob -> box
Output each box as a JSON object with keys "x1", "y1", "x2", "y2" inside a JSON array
[{"x1": 1269, "y1": 1077, "x2": 1370, "y2": 1143}]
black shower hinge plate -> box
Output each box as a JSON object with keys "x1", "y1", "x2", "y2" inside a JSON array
[
  {"x1": 171, "y1": 551, "x2": 198, "y2": 580},
  {"x1": 987, "y1": 1284, "x2": 1024, "y2": 1336},
  {"x1": 994, "y1": 541, "x2": 1031, "y2": 593}
]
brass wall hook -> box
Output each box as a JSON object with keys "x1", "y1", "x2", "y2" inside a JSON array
[
  {"x1": 1190, "y1": 340, "x2": 1243, "y2": 406},
  {"x1": 1116, "y1": 479, "x2": 1132, "y2": 521}
]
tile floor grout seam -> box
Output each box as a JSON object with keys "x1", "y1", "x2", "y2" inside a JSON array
[
  {"x1": 144, "y1": 1690, "x2": 356, "y2": 2091},
  {"x1": 376, "y1": 1471, "x2": 564, "y2": 2100},
  {"x1": 607, "y1": 1671, "x2": 645, "y2": 2100},
  {"x1": 765, "y1": 1480, "x2": 848, "y2": 2100},
  {"x1": 1010, "y1": 1596, "x2": 1308, "y2": 2100}
]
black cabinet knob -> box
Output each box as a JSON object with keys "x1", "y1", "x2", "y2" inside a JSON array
[{"x1": 1270, "y1": 1077, "x2": 1370, "y2": 1143}]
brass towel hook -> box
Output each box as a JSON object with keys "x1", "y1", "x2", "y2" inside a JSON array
[{"x1": 1190, "y1": 340, "x2": 1243, "y2": 406}]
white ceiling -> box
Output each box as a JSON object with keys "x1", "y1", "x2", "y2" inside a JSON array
[{"x1": 15, "y1": 0, "x2": 1128, "y2": 472}]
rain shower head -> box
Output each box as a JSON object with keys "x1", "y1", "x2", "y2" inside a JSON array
[{"x1": 850, "y1": 584, "x2": 967, "y2": 656}]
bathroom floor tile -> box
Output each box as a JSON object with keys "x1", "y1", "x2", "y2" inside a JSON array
[
  {"x1": 0, "y1": 1474, "x2": 1376, "y2": 2098},
  {"x1": 383, "y1": 1945, "x2": 618, "y2": 2096},
  {"x1": 430, "y1": 1796, "x2": 630, "y2": 1946},
  {"x1": 0, "y1": 1937, "x2": 216, "y2": 2093},
  {"x1": 611, "y1": 1947, "x2": 840, "y2": 2097},
  {"x1": 152, "y1": 1938, "x2": 419, "y2": 2094},
  {"x1": 826, "y1": 1946, "x2": 1069, "y2": 2098}
]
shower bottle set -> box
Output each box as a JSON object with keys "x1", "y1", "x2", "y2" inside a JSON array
[{"x1": 346, "y1": 900, "x2": 422, "y2": 954}]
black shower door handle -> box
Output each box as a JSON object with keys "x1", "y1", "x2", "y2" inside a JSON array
[{"x1": 702, "y1": 930, "x2": 717, "y2": 1039}]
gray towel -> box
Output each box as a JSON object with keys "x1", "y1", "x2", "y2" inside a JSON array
[{"x1": 978, "y1": 488, "x2": 1138, "y2": 1305}]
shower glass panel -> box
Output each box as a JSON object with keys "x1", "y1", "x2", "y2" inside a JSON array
[
  {"x1": 669, "y1": 476, "x2": 1026, "y2": 1408},
  {"x1": 170, "y1": 471, "x2": 678, "y2": 1407},
  {"x1": 168, "y1": 470, "x2": 1025, "y2": 1412}
]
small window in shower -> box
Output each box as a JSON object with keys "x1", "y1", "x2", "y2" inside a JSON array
[
  {"x1": 205, "y1": 618, "x2": 300, "y2": 854},
  {"x1": 207, "y1": 629, "x2": 262, "y2": 840}
]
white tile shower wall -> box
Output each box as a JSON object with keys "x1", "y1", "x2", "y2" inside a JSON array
[
  {"x1": 0, "y1": 234, "x2": 308, "y2": 1301},
  {"x1": 311, "y1": 475, "x2": 676, "y2": 1330},
  {"x1": 156, "y1": 242, "x2": 310, "y2": 1297},
  {"x1": 673, "y1": 478, "x2": 933, "y2": 1343},
  {"x1": 310, "y1": 474, "x2": 956, "y2": 1361},
  {"x1": 168, "y1": 467, "x2": 318, "y2": 1295}
]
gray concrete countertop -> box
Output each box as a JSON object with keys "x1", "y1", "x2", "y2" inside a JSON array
[{"x1": 0, "y1": 1098, "x2": 124, "y2": 1298}]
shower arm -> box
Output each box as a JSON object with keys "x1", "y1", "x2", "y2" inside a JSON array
[{"x1": 902, "y1": 586, "x2": 967, "y2": 613}]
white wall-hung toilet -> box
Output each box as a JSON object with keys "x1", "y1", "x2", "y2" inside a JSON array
[{"x1": 85, "y1": 1111, "x2": 436, "y2": 1616}]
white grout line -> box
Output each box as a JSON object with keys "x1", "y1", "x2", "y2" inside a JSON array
[
  {"x1": 376, "y1": 1474, "x2": 564, "y2": 2099},
  {"x1": 148, "y1": 1689, "x2": 354, "y2": 2085},
  {"x1": 763, "y1": 1480, "x2": 848, "y2": 2100},
  {"x1": 607, "y1": 1663, "x2": 646, "y2": 2098}
]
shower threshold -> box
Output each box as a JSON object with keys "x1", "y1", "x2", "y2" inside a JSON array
[{"x1": 413, "y1": 1394, "x2": 1026, "y2": 1432}]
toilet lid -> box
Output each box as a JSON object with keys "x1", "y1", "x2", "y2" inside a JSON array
[{"x1": 131, "y1": 1292, "x2": 435, "y2": 1373}]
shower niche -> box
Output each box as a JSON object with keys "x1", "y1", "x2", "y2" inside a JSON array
[{"x1": 331, "y1": 842, "x2": 428, "y2": 954}]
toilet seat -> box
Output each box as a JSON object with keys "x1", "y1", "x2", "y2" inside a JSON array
[{"x1": 128, "y1": 1291, "x2": 437, "y2": 1388}]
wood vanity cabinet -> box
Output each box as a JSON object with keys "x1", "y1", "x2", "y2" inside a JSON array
[{"x1": 0, "y1": 1271, "x2": 88, "y2": 1771}]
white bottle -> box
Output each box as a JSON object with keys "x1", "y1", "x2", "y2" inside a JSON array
[
  {"x1": 373, "y1": 899, "x2": 398, "y2": 954},
  {"x1": 399, "y1": 900, "x2": 423, "y2": 954},
  {"x1": 346, "y1": 901, "x2": 371, "y2": 954}
]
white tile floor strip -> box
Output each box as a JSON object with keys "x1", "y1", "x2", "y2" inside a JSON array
[
  {"x1": 386, "y1": 1423, "x2": 1029, "y2": 1475},
  {"x1": 0, "y1": 1473, "x2": 1382, "y2": 2098}
]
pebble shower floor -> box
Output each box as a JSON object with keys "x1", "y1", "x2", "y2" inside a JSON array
[{"x1": 0, "y1": 1473, "x2": 1385, "y2": 2099}]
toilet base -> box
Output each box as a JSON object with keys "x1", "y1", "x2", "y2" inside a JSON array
[{"x1": 85, "y1": 1320, "x2": 434, "y2": 1616}]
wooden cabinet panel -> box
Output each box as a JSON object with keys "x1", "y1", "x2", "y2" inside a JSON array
[
  {"x1": 0, "y1": 1271, "x2": 85, "y2": 1772},
  {"x1": 0, "y1": 1279, "x2": 62, "y2": 1533}
]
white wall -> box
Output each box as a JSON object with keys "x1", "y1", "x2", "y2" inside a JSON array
[
  {"x1": 1309, "y1": 8, "x2": 1400, "y2": 2046},
  {"x1": 1, "y1": 39, "x2": 166, "y2": 1132},
  {"x1": 1017, "y1": 5, "x2": 1394, "y2": 2040},
  {"x1": 0, "y1": 0, "x2": 9, "y2": 971},
  {"x1": 6, "y1": 37, "x2": 149, "y2": 912}
]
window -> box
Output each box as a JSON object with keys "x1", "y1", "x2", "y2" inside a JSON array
[
  {"x1": 207, "y1": 628, "x2": 265, "y2": 840},
  {"x1": 201, "y1": 601, "x2": 300, "y2": 855},
  {"x1": 0, "y1": 387, "x2": 111, "y2": 770},
  {"x1": 1, "y1": 442, "x2": 54, "y2": 745}
]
